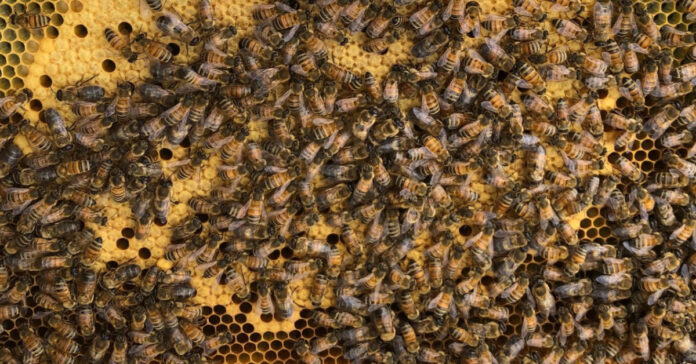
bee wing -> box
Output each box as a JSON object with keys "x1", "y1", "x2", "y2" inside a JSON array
[
  {"x1": 140, "y1": 0, "x2": 154, "y2": 17},
  {"x1": 274, "y1": 1, "x2": 297, "y2": 13},
  {"x1": 442, "y1": 0, "x2": 454, "y2": 21},
  {"x1": 204, "y1": 41, "x2": 228, "y2": 57},
  {"x1": 514, "y1": 6, "x2": 534, "y2": 18},
  {"x1": 669, "y1": 223, "x2": 686, "y2": 242},
  {"x1": 162, "y1": 10, "x2": 188, "y2": 29},
  {"x1": 166, "y1": 158, "x2": 192, "y2": 169},
  {"x1": 682, "y1": 264, "x2": 692, "y2": 283},
  {"x1": 467, "y1": 48, "x2": 487, "y2": 63},
  {"x1": 436, "y1": 47, "x2": 453, "y2": 68},
  {"x1": 284, "y1": 24, "x2": 301, "y2": 42},
  {"x1": 322, "y1": 129, "x2": 341, "y2": 149},
  {"x1": 194, "y1": 260, "x2": 218, "y2": 275},
  {"x1": 627, "y1": 42, "x2": 648, "y2": 54},
  {"x1": 480, "y1": 101, "x2": 497, "y2": 113},
  {"x1": 274, "y1": 88, "x2": 292, "y2": 108},
  {"x1": 549, "y1": 3, "x2": 569, "y2": 12},
  {"x1": 687, "y1": 142, "x2": 696, "y2": 159},
  {"x1": 647, "y1": 289, "x2": 666, "y2": 305},
  {"x1": 611, "y1": 14, "x2": 623, "y2": 36},
  {"x1": 426, "y1": 290, "x2": 444, "y2": 311},
  {"x1": 663, "y1": 25, "x2": 687, "y2": 35}
]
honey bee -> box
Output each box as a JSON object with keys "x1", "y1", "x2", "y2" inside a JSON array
[
  {"x1": 104, "y1": 27, "x2": 137, "y2": 63},
  {"x1": 367, "y1": 6, "x2": 400, "y2": 39},
  {"x1": 11, "y1": 10, "x2": 50, "y2": 30},
  {"x1": 411, "y1": 30, "x2": 449, "y2": 58},
  {"x1": 135, "y1": 34, "x2": 173, "y2": 63},
  {"x1": 409, "y1": 2, "x2": 440, "y2": 31},
  {"x1": 553, "y1": 18, "x2": 588, "y2": 41},
  {"x1": 156, "y1": 11, "x2": 200, "y2": 45},
  {"x1": 513, "y1": 0, "x2": 545, "y2": 21},
  {"x1": 102, "y1": 263, "x2": 141, "y2": 289}
]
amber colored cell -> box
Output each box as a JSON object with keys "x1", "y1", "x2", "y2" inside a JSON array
[
  {"x1": 70, "y1": 0, "x2": 83, "y2": 11},
  {"x1": 202, "y1": 324, "x2": 215, "y2": 336},
  {"x1": 115, "y1": 238, "x2": 129, "y2": 250},
  {"x1": 653, "y1": 13, "x2": 666, "y2": 25},
  {"x1": 542, "y1": 323, "x2": 556, "y2": 332},
  {"x1": 283, "y1": 339, "x2": 295, "y2": 350},
  {"x1": 586, "y1": 207, "x2": 598, "y2": 218},
  {"x1": 229, "y1": 323, "x2": 241, "y2": 334},
  {"x1": 244, "y1": 342, "x2": 256, "y2": 353},
  {"x1": 118, "y1": 21, "x2": 133, "y2": 34},
  {"x1": 213, "y1": 305, "x2": 226, "y2": 315},
  {"x1": 278, "y1": 349, "x2": 290, "y2": 360},
  {"x1": 235, "y1": 333, "x2": 248, "y2": 344},
  {"x1": 329, "y1": 347, "x2": 342, "y2": 357},
  {"x1": 102, "y1": 59, "x2": 116, "y2": 72},
  {"x1": 326, "y1": 233, "x2": 339, "y2": 244},
  {"x1": 263, "y1": 331, "x2": 275, "y2": 341},
  {"x1": 167, "y1": 42, "x2": 180, "y2": 56},
  {"x1": 74, "y1": 24, "x2": 88, "y2": 37},
  {"x1": 2, "y1": 320, "x2": 13, "y2": 331},
  {"x1": 138, "y1": 248, "x2": 151, "y2": 259},
  {"x1": 11, "y1": 41, "x2": 23, "y2": 53},
  {"x1": 10, "y1": 77, "x2": 22, "y2": 89},
  {"x1": 302, "y1": 328, "x2": 314, "y2": 338},
  {"x1": 280, "y1": 246, "x2": 293, "y2": 259},
  {"x1": 509, "y1": 314, "x2": 521, "y2": 325},
  {"x1": 252, "y1": 353, "x2": 264, "y2": 362},
  {"x1": 634, "y1": 150, "x2": 646, "y2": 161},
  {"x1": 159, "y1": 148, "x2": 173, "y2": 160},
  {"x1": 46, "y1": 26, "x2": 59, "y2": 38},
  {"x1": 29, "y1": 99, "x2": 42, "y2": 111},
  {"x1": 208, "y1": 315, "x2": 220, "y2": 325},
  {"x1": 226, "y1": 354, "x2": 237, "y2": 363},
  {"x1": 641, "y1": 161, "x2": 654, "y2": 172},
  {"x1": 586, "y1": 228, "x2": 598, "y2": 239},
  {"x1": 258, "y1": 341, "x2": 269, "y2": 351},
  {"x1": 242, "y1": 323, "x2": 254, "y2": 334},
  {"x1": 235, "y1": 313, "x2": 247, "y2": 323},
  {"x1": 290, "y1": 330, "x2": 302, "y2": 340},
  {"x1": 268, "y1": 249, "x2": 281, "y2": 260}
]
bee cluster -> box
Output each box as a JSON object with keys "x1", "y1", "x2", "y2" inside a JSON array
[{"x1": 4, "y1": 0, "x2": 696, "y2": 362}]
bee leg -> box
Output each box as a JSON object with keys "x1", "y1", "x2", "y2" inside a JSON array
[{"x1": 76, "y1": 74, "x2": 99, "y2": 87}]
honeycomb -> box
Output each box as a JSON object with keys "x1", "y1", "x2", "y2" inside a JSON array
[{"x1": 1, "y1": 0, "x2": 696, "y2": 362}]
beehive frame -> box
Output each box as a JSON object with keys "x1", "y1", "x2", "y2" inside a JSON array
[{"x1": 2, "y1": 0, "x2": 696, "y2": 363}]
